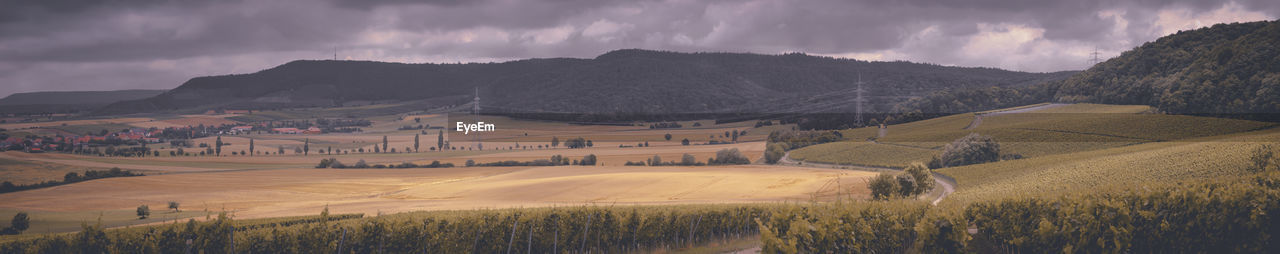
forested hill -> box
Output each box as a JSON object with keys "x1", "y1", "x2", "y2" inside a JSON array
[
  {"x1": 95, "y1": 50, "x2": 1072, "y2": 115},
  {"x1": 1053, "y1": 20, "x2": 1280, "y2": 116}
]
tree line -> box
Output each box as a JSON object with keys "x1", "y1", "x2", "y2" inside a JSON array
[{"x1": 0, "y1": 168, "x2": 143, "y2": 194}]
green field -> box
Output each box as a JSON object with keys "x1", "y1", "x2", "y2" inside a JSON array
[
  {"x1": 793, "y1": 103, "x2": 1274, "y2": 167},
  {"x1": 787, "y1": 142, "x2": 937, "y2": 168},
  {"x1": 938, "y1": 128, "x2": 1280, "y2": 205}
]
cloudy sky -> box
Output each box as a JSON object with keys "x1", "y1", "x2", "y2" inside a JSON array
[{"x1": 1, "y1": 0, "x2": 1276, "y2": 97}]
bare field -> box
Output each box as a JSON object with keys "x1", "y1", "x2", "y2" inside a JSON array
[
  {"x1": 0, "y1": 114, "x2": 855, "y2": 235},
  {"x1": 0, "y1": 165, "x2": 873, "y2": 221}
]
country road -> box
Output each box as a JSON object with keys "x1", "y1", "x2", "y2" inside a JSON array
[
  {"x1": 777, "y1": 150, "x2": 955, "y2": 205},
  {"x1": 964, "y1": 103, "x2": 1069, "y2": 130}
]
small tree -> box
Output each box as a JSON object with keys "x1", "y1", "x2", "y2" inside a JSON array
[
  {"x1": 681, "y1": 138, "x2": 690, "y2": 146},
  {"x1": 868, "y1": 173, "x2": 899, "y2": 200},
  {"x1": 249, "y1": 138, "x2": 255, "y2": 156},
  {"x1": 649, "y1": 154, "x2": 663, "y2": 166},
  {"x1": 437, "y1": 131, "x2": 444, "y2": 152},
  {"x1": 215, "y1": 135, "x2": 223, "y2": 156},
  {"x1": 10, "y1": 212, "x2": 28, "y2": 233},
  {"x1": 136, "y1": 205, "x2": 150, "y2": 219},
  {"x1": 168, "y1": 201, "x2": 180, "y2": 212},
  {"x1": 664, "y1": 133, "x2": 672, "y2": 141},
  {"x1": 581, "y1": 154, "x2": 598, "y2": 165},
  {"x1": 414, "y1": 134, "x2": 421, "y2": 152},
  {"x1": 303, "y1": 138, "x2": 310, "y2": 156},
  {"x1": 278, "y1": 146, "x2": 285, "y2": 155},
  {"x1": 382, "y1": 135, "x2": 388, "y2": 153},
  {"x1": 904, "y1": 162, "x2": 934, "y2": 195},
  {"x1": 765, "y1": 143, "x2": 786, "y2": 164},
  {"x1": 896, "y1": 174, "x2": 918, "y2": 197},
  {"x1": 551, "y1": 137, "x2": 560, "y2": 148},
  {"x1": 466, "y1": 159, "x2": 476, "y2": 167}
]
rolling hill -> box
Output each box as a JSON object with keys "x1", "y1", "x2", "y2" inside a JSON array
[
  {"x1": 1052, "y1": 20, "x2": 1280, "y2": 117},
  {"x1": 94, "y1": 50, "x2": 1074, "y2": 116},
  {"x1": 0, "y1": 89, "x2": 166, "y2": 115}
]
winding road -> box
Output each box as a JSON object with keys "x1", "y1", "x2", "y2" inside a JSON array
[{"x1": 776, "y1": 151, "x2": 955, "y2": 205}]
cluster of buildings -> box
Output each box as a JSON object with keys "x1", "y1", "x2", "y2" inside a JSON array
[{"x1": 1, "y1": 127, "x2": 163, "y2": 153}]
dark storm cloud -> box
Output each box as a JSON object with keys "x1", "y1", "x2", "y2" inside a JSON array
[{"x1": 0, "y1": 0, "x2": 1275, "y2": 97}]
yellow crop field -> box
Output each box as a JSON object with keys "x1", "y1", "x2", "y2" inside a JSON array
[{"x1": 0, "y1": 164, "x2": 872, "y2": 229}]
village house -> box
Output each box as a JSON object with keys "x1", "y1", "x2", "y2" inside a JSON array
[
  {"x1": 273, "y1": 127, "x2": 301, "y2": 134},
  {"x1": 230, "y1": 125, "x2": 254, "y2": 134}
]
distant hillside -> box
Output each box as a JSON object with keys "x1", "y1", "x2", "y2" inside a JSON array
[
  {"x1": 0, "y1": 89, "x2": 165, "y2": 106},
  {"x1": 1053, "y1": 20, "x2": 1280, "y2": 117},
  {"x1": 0, "y1": 89, "x2": 166, "y2": 115},
  {"x1": 97, "y1": 50, "x2": 1073, "y2": 116}
]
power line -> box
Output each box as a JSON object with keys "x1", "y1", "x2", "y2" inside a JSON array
[{"x1": 853, "y1": 72, "x2": 867, "y2": 127}]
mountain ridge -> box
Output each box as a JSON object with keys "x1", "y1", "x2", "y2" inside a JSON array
[{"x1": 94, "y1": 49, "x2": 1075, "y2": 116}]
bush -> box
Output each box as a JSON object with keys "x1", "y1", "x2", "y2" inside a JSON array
[
  {"x1": 680, "y1": 154, "x2": 697, "y2": 166},
  {"x1": 939, "y1": 133, "x2": 1000, "y2": 167},
  {"x1": 764, "y1": 143, "x2": 786, "y2": 164},
  {"x1": 1249, "y1": 144, "x2": 1277, "y2": 172},
  {"x1": 564, "y1": 137, "x2": 588, "y2": 149},
  {"x1": 465, "y1": 159, "x2": 476, "y2": 167},
  {"x1": 767, "y1": 130, "x2": 843, "y2": 150},
  {"x1": 681, "y1": 138, "x2": 690, "y2": 146},
  {"x1": 316, "y1": 158, "x2": 334, "y2": 168},
  {"x1": 710, "y1": 148, "x2": 750, "y2": 165}
]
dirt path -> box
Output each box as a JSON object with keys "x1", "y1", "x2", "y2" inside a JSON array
[
  {"x1": 964, "y1": 103, "x2": 1069, "y2": 130},
  {"x1": 777, "y1": 150, "x2": 955, "y2": 205}
]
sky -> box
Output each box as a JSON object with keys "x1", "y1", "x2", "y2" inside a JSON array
[{"x1": 0, "y1": 0, "x2": 1276, "y2": 98}]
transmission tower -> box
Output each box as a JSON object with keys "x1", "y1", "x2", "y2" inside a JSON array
[
  {"x1": 1089, "y1": 47, "x2": 1101, "y2": 66},
  {"x1": 473, "y1": 87, "x2": 482, "y2": 150},
  {"x1": 853, "y1": 72, "x2": 867, "y2": 127},
  {"x1": 472, "y1": 87, "x2": 480, "y2": 115}
]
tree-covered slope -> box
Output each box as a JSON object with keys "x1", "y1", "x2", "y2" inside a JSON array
[{"x1": 1053, "y1": 20, "x2": 1280, "y2": 117}]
